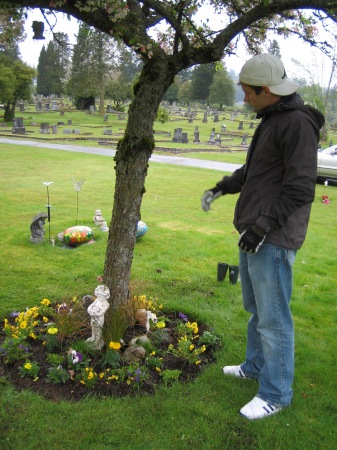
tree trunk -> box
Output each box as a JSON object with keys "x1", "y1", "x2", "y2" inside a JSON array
[
  {"x1": 4, "y1": 101, "x2": 15, "y2": 122},
  {"x1": 103, "y1": 56, "x2": 175, "y2": 310}
]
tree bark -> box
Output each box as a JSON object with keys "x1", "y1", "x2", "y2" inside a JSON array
[{"x1": 103, "y1": 55, "x2": 175, "y2": 309}]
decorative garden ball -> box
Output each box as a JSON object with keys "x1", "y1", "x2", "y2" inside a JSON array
[
  {"x1": 63, "y1": 225, "x2": 94, "y2": 246},
  {"x1": 136, "y1": 221, "x2": 148, "y2": 238}
]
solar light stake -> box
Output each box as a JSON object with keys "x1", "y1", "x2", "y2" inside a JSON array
[{"x1": 42, "y1": 181, "x2": 53, "y2": 241}]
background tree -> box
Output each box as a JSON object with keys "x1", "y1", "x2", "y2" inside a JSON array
[
  {"x1": 67, "y1": 23, "x2": 116, "y2": 111},
  {"x1": 117, "y1": 43, "x2": 142, "y2": 83},
  {"x1": 178, "y1": 80, "x2": 192, "y2": 105},
  {"x1": 267, "y1": 39, "x2": 282, "y2": 58},
  {"x1": 209, "y1": 65, "x2": 235, "y2": 109},
  {"x1": 163, "y1": 75, "x2": 181, "y2": 104},
  {"x1": 36, "y1": 33, "x2": 70, "y2": 96},
  {"x1": 189, "y1": 63, "x2": 216, "y2": 104},
  {"x1": 105, "y1": 75, "x2": 132, "y2": 109},
  {"x1": 2, "y1": 1, "x2": 337, "y2": 330},
  {"x1": 0, "y1": 56, "x2": 35, "y2": 120}
]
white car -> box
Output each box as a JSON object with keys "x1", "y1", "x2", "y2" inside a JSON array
[{"x1": 317, "y1": 146, "x2": 337, "y2": 182}]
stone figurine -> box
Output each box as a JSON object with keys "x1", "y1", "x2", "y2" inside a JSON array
[
  {"x1": 93, "y1": 209, "x2": 105, "y2": 226},
  {"x1": 86, "y1": 284, "x2": 110, "y2": 350},
  {"x1": 30, "y1": 212, "x2": 48, "y2": 243}
]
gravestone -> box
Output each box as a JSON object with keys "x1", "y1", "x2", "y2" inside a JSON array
[
  {"x1": 103, "y1": 129, "x2": 112, "y2": 135},
  {"x1": 40, "y1": 123, "x2": 50, "y2": 134},
  {"x1": 52, "y1": 125, "x2": 58, "y2": 134},
  {"x1": 89, "y1": 105, "x2": 95, "y2": 114},
  {"x1": 215, "y1": 134, "x2": 221, "y2": 145},
  {"x1": 173, "y1": 128, "x2": 188, "y2": 143},
  {"x1": 193, "y1": 126, "x2": 200, "y2": 143},
  {"x1": 72, "y1": 129, "x2": 81, "y2": 134},
  {"x1": 44, "y1": 103, "x2": 50, "y2": 111},
  {"x1": 249, "y1": 122, "x2": 254, "y2": 129},
  {"x1": 104, "y1": 114, "x2": 109, "y2": 122},
  {"x1": 19, "y1": 102, "x2": 25, "y2": 112},
  {"x1": 241, "y1": 134, "x2": 248, "y2": 145},
  {"x1": 63, "y1": 129, "x2": 72, "y2": 134},
  {"x1": 52, "y1": 101, "x2": 58, "y2": 110},
  {"x1": 68, "y1": 119, "x2": 72, "y2": 125},
  {"x1": 12, "y1": 117, "x2": 25, "y2": 134},
  {"x1": 214, "y1": 112, "x2": 219, "y2": 122},
  {"x1": 173, "y1": 128, "x2": 183, "y2": 142},
  {"x1": 202, "y1": 111, "x2": 208, "y2": 123},
  {"x1": 60, "y1": 111, "x2": 65, "y2": 116},
  {"x1": 238, "y1": 121, "x2": 244, "y2": 130},
  {"x1": 209, "y1": 131, "x2": 215, "y2": 144},
  {"x1": 221, "y1": 124, "x2": 226, "y2": 132},
  {"x1": 58, "y1": 121, "x2": 64, "y2": 125},
  {"x1": 36, "y1": 102, "x2": 42, "y2": 111}
]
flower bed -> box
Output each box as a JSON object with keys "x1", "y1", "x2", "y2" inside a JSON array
[{"x1": 0, "y1": 296, "x2": 220, "y2": 401}]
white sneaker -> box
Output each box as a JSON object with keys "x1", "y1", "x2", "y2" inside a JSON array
[
  {"x1": 222, "y1": 365, "x2": 251, "y2": 379},
  {"x1": 240, "y1": 396, "x2": 283, "y2": 420}
]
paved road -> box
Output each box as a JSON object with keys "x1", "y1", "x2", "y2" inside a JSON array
[{"x1": 0, "y1": 138, "x2": 242, "y2": 173}]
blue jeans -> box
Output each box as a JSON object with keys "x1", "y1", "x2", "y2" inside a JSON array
[{"x1": 239, "y1": 243, "x2": 297, "y2": 407}]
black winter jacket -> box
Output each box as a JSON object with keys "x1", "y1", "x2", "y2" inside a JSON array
[{"x1": 215, "y1": 94, "x2": 325, "y2": 249}]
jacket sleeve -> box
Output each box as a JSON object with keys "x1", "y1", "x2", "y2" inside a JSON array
[{"x1": 216, "y1": 165, "x2": 245, "y2": 195}]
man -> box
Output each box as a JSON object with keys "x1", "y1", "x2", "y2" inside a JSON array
[{"x1": 201, "y1": 54, "x2": 324, "y2": 420}]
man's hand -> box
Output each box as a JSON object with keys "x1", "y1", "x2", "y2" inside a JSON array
[
  {"x1": 238, "y1": 225, "x2": 266, "y2": 254},
  {"x1": 201, "y1": 189, "x2": 222, "y2": 212}
]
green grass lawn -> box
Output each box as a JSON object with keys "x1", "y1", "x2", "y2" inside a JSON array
[{"x1": 0, "y1": 143, "x2": 336, "y2": 450}]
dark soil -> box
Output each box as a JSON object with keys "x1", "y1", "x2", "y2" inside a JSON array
[{"x1": 0, "y1": 312, "x2": 218, "y2": 402}]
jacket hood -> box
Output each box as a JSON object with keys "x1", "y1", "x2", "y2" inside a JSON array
[{"x1": 257, "y1": 93, "x2": 325, "y2": 130}]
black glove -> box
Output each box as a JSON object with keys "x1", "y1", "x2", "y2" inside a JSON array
[{"x1": 238, "y1": 225, "x2": 266, "y2": 254}]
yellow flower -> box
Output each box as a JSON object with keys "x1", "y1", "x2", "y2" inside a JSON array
[
  {"x1": 109, "y1": 341, "x2": 121, "y2": 350},
  {"x1": 42, "y1": 317, "x2": 49, "y2": 323},
  {"x1": 155, "y1": 367, "x2": 161, "y2": 372},
  {"x1": 29, "y1": 332, "x2": 37, "y2": 340},
  {"x1": 108, "y1": 375, "x2": 118, "y2": 381},
  {"x1": 168, "y1": 344, "x2": 174, "y2": 350},
  {"x1": 41, "y1": 298, "x2": 51, "y2": 306},
  {"x1": 33, "y1": 377, "x2": 39, "y2": 382},
  {"x1": 201, "y1": 345, "x2": 207, "y2": 353},
  {"x1": 99, "y1": 373, "x2": 105, "y2": 379},
  {"x1": 189, "y1": 344, "x2": 195, "y2": 351},
  {"x1": 195, "y1": 360, "x2": 201, "y2": 365},
  {"x1": 24, "y1": 362, "x2": 32, "y2": 370},
  {"x1": 156, "y1": 321, "x2": 165, "y2": 329},
  {"x1": 47, "y1": 327, "x2": 58, "y2": 335},
  {"x1": 150, "y1": 351, "x2": 156, "y2": 356},
  {"x1": 20, "y1": 321, "x2": 27, "y2": 329}
]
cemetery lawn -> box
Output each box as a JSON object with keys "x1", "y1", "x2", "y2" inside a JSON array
[{"x1": 0, "y1": 144, "x2": 336, "y2": 450}]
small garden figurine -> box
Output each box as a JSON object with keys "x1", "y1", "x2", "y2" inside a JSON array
[
  {"x1": 30, "y1": 212, "x2": 48, "y2": 243},
  {"x1": 86, "y1": 284, "x2": 110, "y2": 350},
  {"x1": 93, "y1": 209, "x2": 105, "y2": 226}
]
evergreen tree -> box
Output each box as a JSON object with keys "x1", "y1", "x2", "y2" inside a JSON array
[
  {"x1": 189, "y1": 63, "x2": 216, "y2": 103},
  {"x1": 67, "y1": 23, "x2": 116, "y2": 110},
  {"x1": 267, "y1": 40, "x2": 282, "y2": 58},
  {"x1": 36, "y1": 34, "x2": 70, "y2": 96},
  {"x1": 209, "y1": 69, "x2": 235, "y2": 109},
  {"x1": 36, "y1": 45, "x2": 48, "y2": 95}
]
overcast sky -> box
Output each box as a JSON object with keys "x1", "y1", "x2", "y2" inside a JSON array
[{"x1": 19, "y1": 9, "x2": 336, "y2": 86}]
